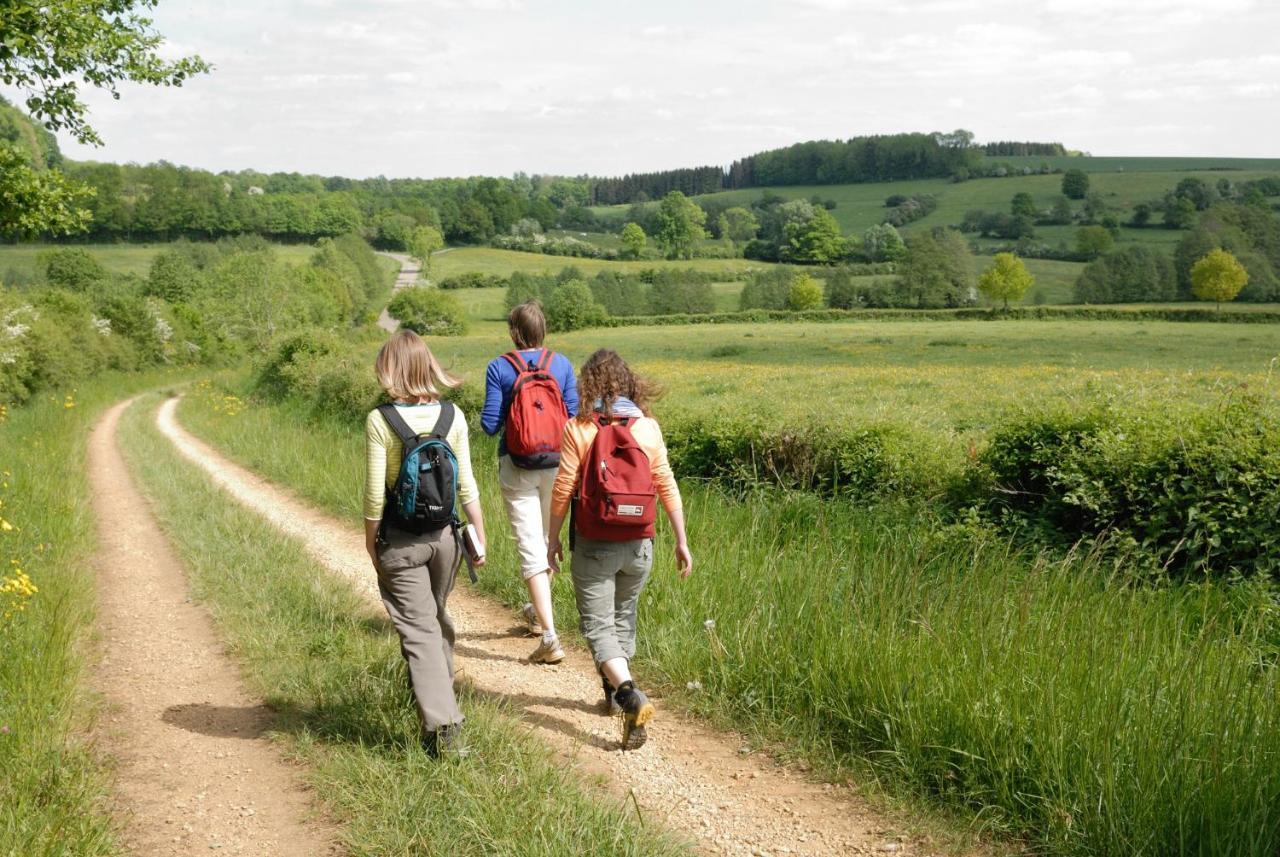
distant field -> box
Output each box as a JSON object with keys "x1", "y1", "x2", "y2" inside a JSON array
[
  {"x1": 431, "y1": 246, "x2": 774, "y2": 279},
  {"x1": 0, "y1": 241, "x2": 320, "y2": 282},
  {"x1": 992, "y1": 155, "x2": 1280, "y2": 173},
  {"x1": 425, "y1": 307, "x2": 1280, "y2": 435}
]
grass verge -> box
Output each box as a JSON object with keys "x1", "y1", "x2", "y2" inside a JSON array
[
  {"x1": 0, "y1": 373, "x2": 177, "y2": 856},
  {"x1": 118, "y1": 393, "x2": 688, "y2": 856},
  {"x1": 178, "y1": 377, "x2": 1280, "y2": 856}
]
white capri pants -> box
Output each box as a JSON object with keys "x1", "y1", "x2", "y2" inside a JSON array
[{"x1": 497, "y1": 455, "x2": 557, "y2": 580}]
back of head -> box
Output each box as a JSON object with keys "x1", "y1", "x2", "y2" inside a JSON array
[
  {"x1": 508, "y1": 300, "x2": 546, "y2": 350},
  {"x1": 578, "y1": 348, "x2": 661, "y2": 417},
  {"x1": 375, "y1": 329, "x2": 459, "y2": 402}
]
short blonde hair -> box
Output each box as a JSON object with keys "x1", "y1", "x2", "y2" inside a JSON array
[
  {"x1": 374, "y1": 330, "x2": 460, "y2": 401},
  {"x1": 508, "y1": 300, "x2": 546, "y2": 350}
]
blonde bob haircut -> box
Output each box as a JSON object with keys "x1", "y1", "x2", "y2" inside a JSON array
[{"x1": 374, "y1": 330, "x2": 461, "y2": 402}]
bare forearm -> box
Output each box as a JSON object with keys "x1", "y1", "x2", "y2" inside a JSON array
[
  {"x1": 462, "y1": 500, "x2": 486, "y2": 549},
  {"x1": 364, "y1": 518, "x2": 380, "y2": 567},
  {"x1": 665, "y1": 507, "x2": 689, "y2": 547}
]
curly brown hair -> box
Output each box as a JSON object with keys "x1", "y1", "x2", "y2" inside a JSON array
[{"x1": 576, "y1": 349, "x2": 662, "y2": 418}]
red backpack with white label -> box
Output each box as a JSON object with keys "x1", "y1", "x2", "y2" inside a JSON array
[
  {"x1": 503, "y1": 349, "x2": 570, "y2": 469},
  {"x1": 575, "y1": 415, "x2": 658, "y2": 541}
]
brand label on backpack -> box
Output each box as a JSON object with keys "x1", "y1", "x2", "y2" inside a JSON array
[{"x1": 617, "y1": 504, "x2": 644, "y2": 517}]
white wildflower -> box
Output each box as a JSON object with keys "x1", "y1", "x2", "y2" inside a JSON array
[
  {"x1": 704, "y1": 619, "x2": 716, "y2": 631},
  {"x1": 153, "y1": 315, "x2": 173, "y2": 343},
  {"x1": 91, "y1": 316, "x2": 112, "y2": 336}
]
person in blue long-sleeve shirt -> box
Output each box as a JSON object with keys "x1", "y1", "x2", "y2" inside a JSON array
[{"x1": 481, "y1": 300, "x2": 578, "y2": 664}]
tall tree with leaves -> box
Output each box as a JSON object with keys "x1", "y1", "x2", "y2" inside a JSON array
[
  {"x1": 654, "y1": 191, "x2": 707, "y2": 259},
  {"x1": 977, "y1": 252, "x2": 1035, "y2": 309},
  {"x1": 0, "y1": 0, "x2": 208, "y2": 235},
  {"x1": 408, "y1": 225, "x2": 444, "y2": 278},
  {"x1": 1191, "y1": 249, "x2": 1249, "y2": 310}
]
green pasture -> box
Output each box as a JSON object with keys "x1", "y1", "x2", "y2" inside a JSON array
[{"x1": 0, "y1": 241, "x2": 323, "y2": 282}]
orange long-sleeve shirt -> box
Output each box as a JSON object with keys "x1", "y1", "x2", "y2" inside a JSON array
[{"x1": 550, "y1": 416, "x2": 682, "y2": 518}]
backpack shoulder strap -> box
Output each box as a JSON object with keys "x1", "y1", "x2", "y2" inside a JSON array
[
  {"x1": 377, "y1": 403, "x2": 419, "y2": 447},
  {"x1": 536, "y1": 348, "x2": 554, "y2": 372},
  {"x1": 430, "y1": 401, "x2": 456, "y2": 441},
  {"x1": 501, "y1": 351, "x2": 527, "y2": 374}
]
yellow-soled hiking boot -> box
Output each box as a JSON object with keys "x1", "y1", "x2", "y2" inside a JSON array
[{"x1": 614, "y1": 681, "x2": 654, "y2": 751}]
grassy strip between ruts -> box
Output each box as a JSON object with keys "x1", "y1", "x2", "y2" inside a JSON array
[
  {"x1": 117, "y1": 393, "x2": 689, "y2": 857},
  {"x1": 0, "y1": 372, "x2": 181, "y2": 857},
  {"x1": 177, "y1": 377, "x2": 1280, "y2": 856}
]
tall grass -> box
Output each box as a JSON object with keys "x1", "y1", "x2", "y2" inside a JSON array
[
  {"x1": 178, "y1": 379, "x2": 1280, "y2": 855},
  {"x1": 120, "y1": 394, "x2": 688, "y2": 856},
  {"x1": 0, "y1": 374, "x2": 176, "y2": 856}
]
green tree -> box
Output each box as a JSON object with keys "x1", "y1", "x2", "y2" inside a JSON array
[
  {"x1": 1075, "y1": 225, "x2": 1114, "y2": 259},
  {"x1": 898, "y1": 229, "x2": 975, "y2": 308},
  {"x1": 0, "y1": 144, "x2": 94, "y2": 237},
  {"x1": 1011, "y1": 192, "x2": 1037, "y2": 219},
  {"x1": 1191, "y1": 248, "x2": 1249, "y2": 310},
  {"x1": 654, "y1": 191, "x2": 707, "y2": 259},
  {"x1": 1062, "y1": 168, "x2": 1089, "y2": 200},
  {"x1": 0, "y1": 1, "x2": 207, "y2": 234},
  {"x1": 407, "y1": 225, "x2": 444, "y2": 277},
  {"x1": 144, "y1": 250, "x2": 198, "y2": 302},
  {"x1": 389, "y1": 287, "x2": 468, "y2": 336},
  {"x1": 544, "y1": 279, "x2": 606, "y2": 331},
  {"x1": 977, "y1": 252, "x2": 1035, "y2": 309},
  {"x1": 620, "y1": 222, "x2": 646, "y2": 259},
  {"x1": 721, "y1": 206, "x2": 760, "y2": 247},
  {"x1": 1049, "y1": 196, "x2": 1074, "y2": 225},
  {"x1": 1164, "y1": 196, "x2": 1197, "y2": 229},
  {"x1": 784, "y1": 207, "x2": 845, "y2": 263},
  {"x1": 787, "y1": 273, "x2": 824, "y2": 310},
  {"x1": 863, "y1": 223, "x2": 906, "y2": 262}
]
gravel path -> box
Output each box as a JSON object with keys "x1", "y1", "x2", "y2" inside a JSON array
[
  {"x1": 89, "y1": 399, "x2": 338, "y2": 856},
  {"x1": 152, "y1": 395, "x2": 952, "y2": 856},
  {"x1": 375, "y1": 249, "x2": 451, "y2": 333}
]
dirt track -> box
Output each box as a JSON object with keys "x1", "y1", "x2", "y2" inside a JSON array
[
  {"x1": 154, "y1": 395, "x2": 938, "y2": 857},
  {"x1": 89, "y1": 399, "x2": 337, "y2": 856}
]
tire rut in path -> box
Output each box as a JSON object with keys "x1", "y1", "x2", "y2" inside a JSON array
[
  {"x1": 89, "y1": 399, "x2": 339, "y2": 856},
  {"x1": 156, "y1": 396, "x2": 939, "y2": 857}
]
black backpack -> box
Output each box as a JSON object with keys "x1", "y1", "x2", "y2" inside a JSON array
[{"x1": 377, "y1": 402, "x2": 459, "y2": 535}]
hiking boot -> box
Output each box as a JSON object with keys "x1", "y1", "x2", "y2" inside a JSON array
[
  {"x1": 528, "y1": 634, "x2": 565, "y2": 664},
  {"x1": 522, "y1": 602, "x2": 543, "y2": 636},
  {"x1": 601, "y1": 676, "x2": 622, "y2": 716},
  {"x1": 423, "y1": 723, "x2": 469, "y2": 759},
  {"x1": 614, "y1": 681, "x2": 654, "y2": 751}
]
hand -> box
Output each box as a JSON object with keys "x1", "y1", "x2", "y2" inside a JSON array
[
  {"x1": 548, "y1": 538, "x2": 564, "y2": 574},
  {"x1": 473, "y1": 554, "x2": 487, "y2": 569},
  {"x1": 675, "y1": 543, "x2": 693, "y2": 578}
]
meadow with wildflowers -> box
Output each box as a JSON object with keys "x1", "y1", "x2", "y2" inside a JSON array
[{"x1": 174, "y1": 299, "x2": 1280, "y2": 855}]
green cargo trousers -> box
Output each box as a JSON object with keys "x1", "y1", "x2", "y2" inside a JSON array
[
  {"x1": 570, "y1": 537, "x2": 654, "y2": 666},
  {"x1": 376, "y1": 524, "x2": 464, "y2": 731}
]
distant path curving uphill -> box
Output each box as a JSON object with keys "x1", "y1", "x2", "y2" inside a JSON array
[
  {"x1": 154, "y1": 395, "x2": 945, "y2": 857},
  {"x1": 375, "y1": 249, "x2": 451, "y2": 333},
  {"x1": 89, "y1": 399, "x2": 338, "y2": 856}
]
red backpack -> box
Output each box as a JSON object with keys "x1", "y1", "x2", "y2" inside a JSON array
[
  {"x1": 502, "y1": 349, "x2": 569, "y2": 469},
  {"x1": 575, "y1": 416, "x2": 658, "y2": 542}
]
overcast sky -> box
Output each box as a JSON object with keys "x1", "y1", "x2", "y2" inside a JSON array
[{"x1": 21, "y1": 0, "x2": 1280, "y2": 179}]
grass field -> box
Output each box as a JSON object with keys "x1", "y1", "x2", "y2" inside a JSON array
[
  {"x1": 431, "y1": 247, "x2": 774, "y2": 280},
  {"x1": 121, "y1": 394, "x2": 687, "y2": 856},
  {"x1": 0, "y1": 241, "x2": 324, "y2": 283},
  {"x1": 178, "y1": 366, "x2": 1280, "y2": 856}
]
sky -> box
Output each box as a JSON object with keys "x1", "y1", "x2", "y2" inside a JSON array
[{"x1": 16, "y1": 0, "x2": 1280, "y2": 179}]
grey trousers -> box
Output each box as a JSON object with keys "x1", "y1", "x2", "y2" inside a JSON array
[
  {"x1": 376, "y1": 524, "x2": 464, "y2": 731},
  {"x1": 571, "y1": 537, "x2": 654, "y2": 666}
]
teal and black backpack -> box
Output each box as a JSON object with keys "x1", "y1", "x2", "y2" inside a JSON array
[{"x1": 377, "y1": 402, "x2": 458, "y2": 535}]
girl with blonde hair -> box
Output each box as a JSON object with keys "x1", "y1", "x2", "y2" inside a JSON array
[{"x1": 364, "y1": 330, "x2": 486, "y2": 758}]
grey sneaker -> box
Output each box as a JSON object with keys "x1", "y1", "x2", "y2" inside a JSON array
[
  {"x1": 615, "y1": 681, "x2": 653, "y2": 751},
  {"x1": 522, "y1": 602, "x2": 543, "y2": 636},
  {"x1": 528, "y1": 635, "x2": 565, "y2": 664}
]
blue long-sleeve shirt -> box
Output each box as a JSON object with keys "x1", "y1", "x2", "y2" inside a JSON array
[{"x1": 481, "y1": 349, "x2": 579, "y2": 456}]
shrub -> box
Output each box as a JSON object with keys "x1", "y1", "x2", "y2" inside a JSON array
[
  {"x1": 40, "y1": 248, "x2": 107, "y2": 292},
  {"x1": 439, "y1": 272, "x2": 502, "y2": 290},
  {"x1": 980, "y1": 396, "x2": 1280, "y2": 579},
  {"x1": 388, "y1": 287, "x2": 468, "y2": 336},
  {"x1": 787, "y1": 274, "x2": 824, "y2": 310},
  {"x1": 544, "y1": 279, "x2": 606, "y2": 332}
]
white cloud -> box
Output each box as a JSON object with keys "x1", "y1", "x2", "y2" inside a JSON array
[{"x1": 38, "y1": 0, "x2": 1280, "y2": 174}]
